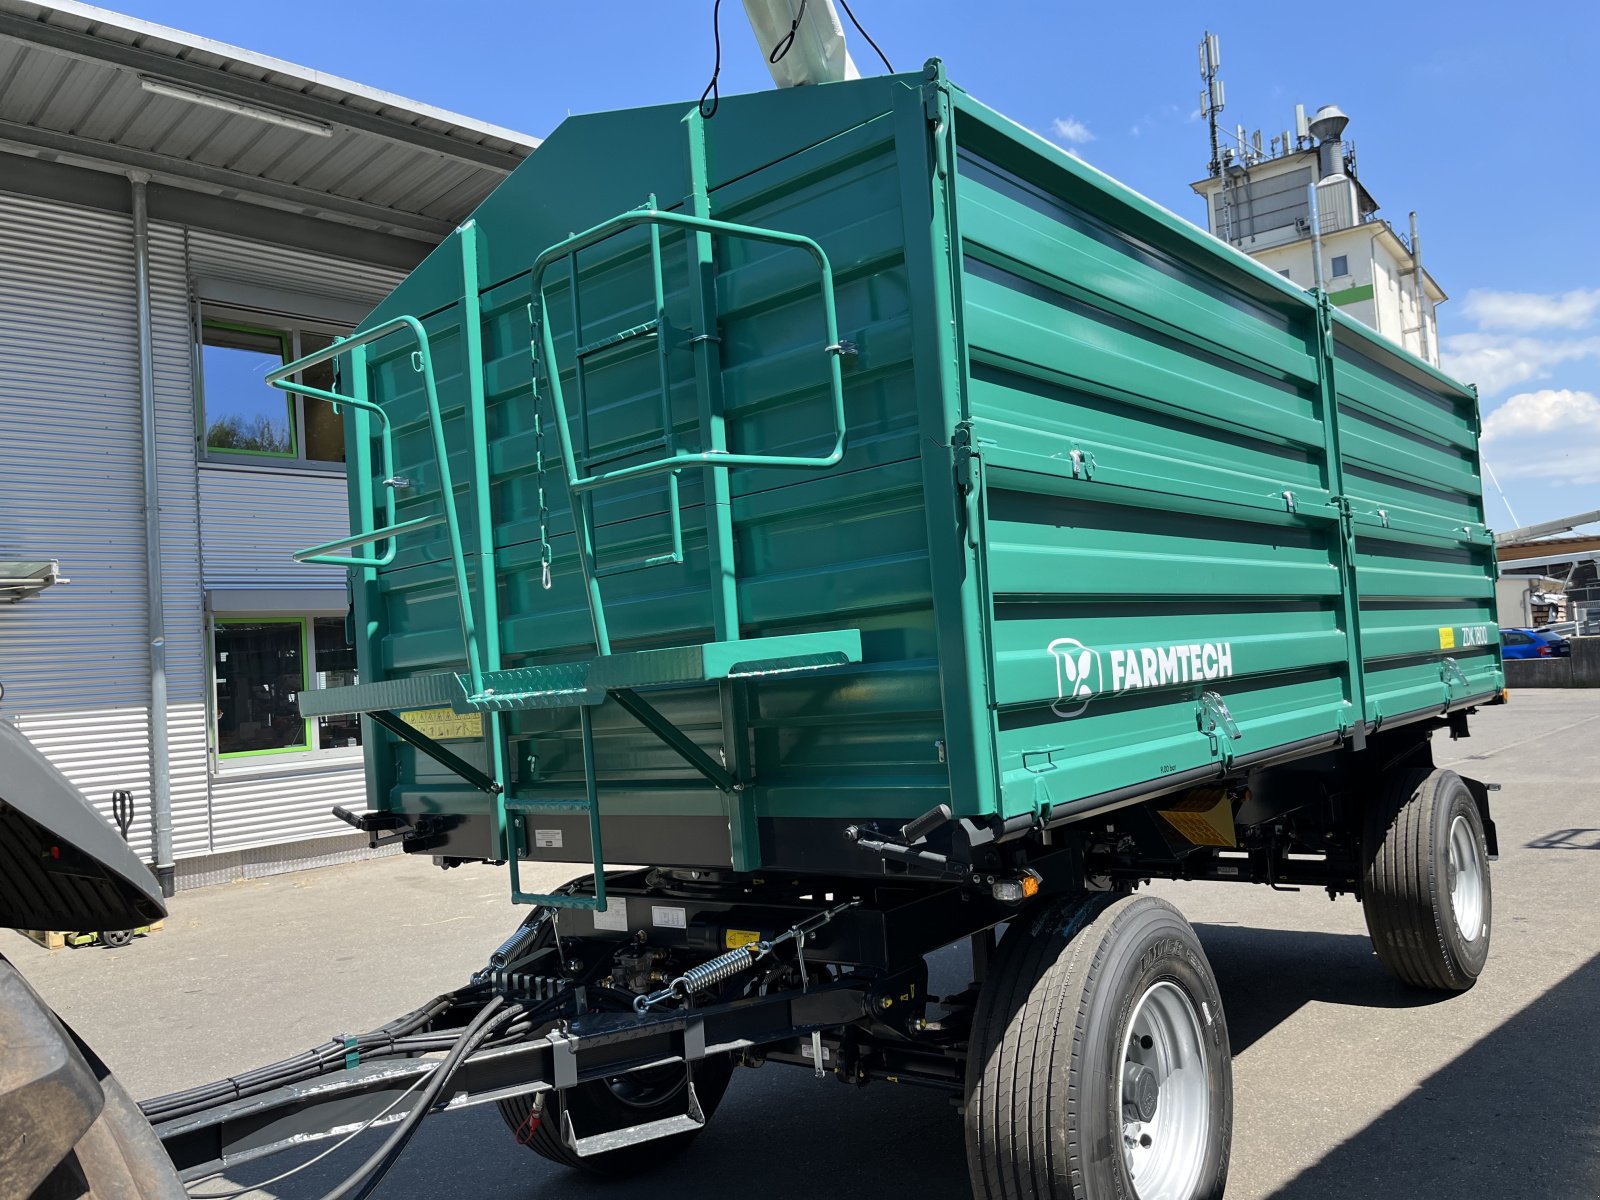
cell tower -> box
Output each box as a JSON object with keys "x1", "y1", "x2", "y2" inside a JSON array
[{"x1": 1199, "y1": 32, "x2": 1224, "y2": 178}]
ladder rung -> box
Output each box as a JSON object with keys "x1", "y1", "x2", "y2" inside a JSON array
[{"x1": 575, "y1": 320, "x2": 659, "y2": 359}]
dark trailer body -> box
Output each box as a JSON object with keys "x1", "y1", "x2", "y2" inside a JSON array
[{"x1": 153, "y1": 60, "x2": 1501, "y2": 1200}]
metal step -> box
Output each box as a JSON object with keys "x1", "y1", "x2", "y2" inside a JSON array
[{"x1": 458, "y1": 629, "x2": 862, "y2": 712}]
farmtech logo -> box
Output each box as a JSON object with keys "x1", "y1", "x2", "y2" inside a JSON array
[{"x1": 1048, "y1": 637, "x2": 1236, "y2": 719}]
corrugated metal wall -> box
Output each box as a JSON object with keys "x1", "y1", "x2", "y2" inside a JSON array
[
  {"x1": 186, "y1": 228, "x2": 404, "y2": 316},
  {"x1": 0, "y1": 193, "x2": 211, "y2": 859},
  {"x1": 1, "y1": 190, "x2": 404, "y2": 868},
  {"x1": 198, "y1": 470, "x2": 351, "y2": 590},
  {"x1": 189, "y1": 230, "x2": 399, "y2": 851}
]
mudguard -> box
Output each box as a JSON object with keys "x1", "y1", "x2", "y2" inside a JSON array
[{"x1": 0, "y1": 719, "x2": 166, "y2": 933}]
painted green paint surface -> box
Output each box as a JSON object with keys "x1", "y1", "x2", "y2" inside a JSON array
[
  {"x1": 309, "y1": 62, "x2": 1500, "y2": 874},
  {"x1": 1328, "y1": 283, "x2": 1376, "y2": 306}
]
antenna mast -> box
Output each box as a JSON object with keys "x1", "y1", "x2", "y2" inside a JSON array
[{"x1": 1199, "y1": 31, "x2": 1224, "y2": 177}]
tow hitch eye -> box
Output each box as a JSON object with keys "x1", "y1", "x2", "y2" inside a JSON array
[{"x1": 990, "y1": 869, "x2": 1042, "y2": 905}]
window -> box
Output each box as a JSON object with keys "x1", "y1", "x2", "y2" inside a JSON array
[
  {"x1": 1500, "y1": 630, "x2": 1531, "y2": 647},
  {"x1": 213, "y1": 616, "x2": 362, "y2": 759},
  {"x1": 200, "y1": 311, "x2": 347, "y2": 465},
  {"x1": 1279, "y1": 269, "x2": 1292, "y2": 280},
  {"x1": 1330, "y1": 254, "x2": 1349, "y2": 279}
]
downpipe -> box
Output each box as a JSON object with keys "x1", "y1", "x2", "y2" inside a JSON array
[{"x1": 131, "y1": 173, "x2": 175, "y2": 897}]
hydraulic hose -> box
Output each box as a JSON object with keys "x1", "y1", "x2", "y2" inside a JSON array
[
  {"x1": 317, "y1": 995, "x2": 522, "y2": 1200},
  {"x1": 144, "y1": 987, "x2": 549, "y2": 1125}
]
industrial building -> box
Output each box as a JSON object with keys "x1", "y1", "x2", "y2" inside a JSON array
[
  {"x1": 0, "y1": 1, "x2": 536, "y2": 891},
  {"x1": 1189, "y1": 34, "x2": 1444, "y2": 365}
]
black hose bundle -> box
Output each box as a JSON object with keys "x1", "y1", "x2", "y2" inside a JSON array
[{"x1": 142, "y1": 984, "x2": 572, "y2": 1127}]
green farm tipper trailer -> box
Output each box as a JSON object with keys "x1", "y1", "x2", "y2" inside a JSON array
[{"x1": 133, "y1": 62, "x2": 1505, "y2": 1200}]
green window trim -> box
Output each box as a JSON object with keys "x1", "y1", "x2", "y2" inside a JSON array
[
  {"x1": 1327, "y1": 283, "x2": 1375, "y2": 307},
  {"x1": 200, "y1": 319, "x2": 299, "y2": 460},
  {"x1": 213, "y1": 616, "x2": 312, "y2": 759}
]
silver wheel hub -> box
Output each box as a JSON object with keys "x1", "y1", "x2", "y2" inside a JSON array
[
  {"x1": 1448, "y1": 814, "x2": 1485, "y2": 941},
  {"x1": 1119, "y1": 981, "x2": 1210, "y2": 1200}
]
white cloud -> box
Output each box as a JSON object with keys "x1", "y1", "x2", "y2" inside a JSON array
[
  {"x1": 1439, "y1": 331, "x2": 1600, "y2": 398},
  {"x1": 1051, "y1": 116, "x2": 1094, "y2": 145},
  {"x1": 1481, "y1": 389, "x2": 1600, "y2": 485},
  {"x1": 1460, "y1": 287, "x2": 1600, "y2": 332}
]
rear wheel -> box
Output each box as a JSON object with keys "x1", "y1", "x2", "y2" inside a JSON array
[
  {"x1": 964, "y1": 892, "x2": 1232, "y2": 1200},
  {"x1": 1362, "y1": 767, "x2": 1492, "y2": 990},
  {"x1": 497, "y1": 1054, "x2": 735, "y2": 1178}
]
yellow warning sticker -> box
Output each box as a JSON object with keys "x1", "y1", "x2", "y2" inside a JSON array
[
  {"x1": 1438, "y1": 626, "x2": 1456, "y2": 650},
  {"x1": 724, "y1": 928, "x2": 762, "y2": 950},
  {"x1": 399, "y1": 707, "x2": 484, "y2": 741}
]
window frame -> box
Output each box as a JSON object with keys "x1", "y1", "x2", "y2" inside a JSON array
[
  {"x1": 196, "y1": 304, "x2": 351, "y2": 472},
  {"x1": 1330, "y1": 254, "x2": 1350, "y2": 279},
  {"x1": 210, "y1": 614, "x2": 364, "y2": 768}
]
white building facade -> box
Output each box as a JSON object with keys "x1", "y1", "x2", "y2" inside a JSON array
[
  {"x1": 1191, "y1": 104, "x2": 1446, "y2": 366},
  {"x1": 0, "y1": 2, "x2": 535, "y2": 891}
]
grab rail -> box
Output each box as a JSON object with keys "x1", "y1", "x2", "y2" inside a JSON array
[
  {"x1": 529, "y1": 205, "x2": 851, "y2": 494},
  {"x1": 268, "y1": 311, "x2": 485, "y2": 696}
]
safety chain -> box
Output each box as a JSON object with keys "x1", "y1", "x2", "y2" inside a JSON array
[{"x1": 528, "y1": 303, "x2": 554, "y2": 590}]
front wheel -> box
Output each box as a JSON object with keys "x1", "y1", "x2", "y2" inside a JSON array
[
  {"x1": 965, "y1": 893, "x2": 1232, "y2": 1200},
  {"x1": 1362, "y1": 767, "x2": 1492, "y2": 991}
]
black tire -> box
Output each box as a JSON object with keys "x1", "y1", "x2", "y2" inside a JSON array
[
  {"x1": 965, "y1": 893, "x2": 1232, "y2": 1200},
  {"x1": 497, "y1": 1053, "x2": 735, "y2": 1178},
  {"x1": 1, "y1": 957, "x2": 184, "y2": 1199},
  {"x1": 1362, "y1": 767, "x2": 1492, "y2": 991}
]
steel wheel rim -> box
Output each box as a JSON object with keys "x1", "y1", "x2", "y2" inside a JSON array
[
  {"x1": 1448, "y1": 814, "x2": 1485, "y2": 941},
  {"x1": 1119, "y1": 981, "x2": 1210, "y2": 1200}
]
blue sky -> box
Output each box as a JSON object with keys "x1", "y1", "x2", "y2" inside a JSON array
[{"x1": 130, "y1": 0, "x2": 1599, "y2": 530}]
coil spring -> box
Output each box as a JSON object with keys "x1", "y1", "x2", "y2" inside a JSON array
[
  {"x1": 668, "y1": 944, "x2": 762, "y2": 999},
  {"x1": 486, "y1": 914, "x2": 548, "y2": 972}
]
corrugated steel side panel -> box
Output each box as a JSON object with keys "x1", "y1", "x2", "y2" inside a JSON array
[
  {"x1": 174, "y1": 832, "x2": 399, "y2": 891},
  {"x1": 184, "y1": 227, "x2": 404, "y2": 313},
  {"x1": 208, "y1": 765, "x2": 366, "y2": 852},
  {"x1": 198, "y1": 469, "x2": 353, "y2": 589},
  {"x1": 12, "y1": 706, "x2": 150, "y2": 857},
  {"x1": 0, "y1": 192, "x2": 148, "y2": 711},
  {"x1": 0, "y1": 193, "x2": 213, "y2": 860}
]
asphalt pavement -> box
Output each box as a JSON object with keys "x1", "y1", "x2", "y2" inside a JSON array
[{"x1": 5, "y1": 688, "x2": 1598, "y2": 1199}]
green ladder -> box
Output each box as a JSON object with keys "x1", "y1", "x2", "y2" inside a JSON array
[{"x1": 282, "y1": 116, "x2": 864, "y2": 909}]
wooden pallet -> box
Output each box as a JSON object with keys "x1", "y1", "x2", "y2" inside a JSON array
[{"x1": 19, "y1": 921, "x2": 163, "y2": 950}]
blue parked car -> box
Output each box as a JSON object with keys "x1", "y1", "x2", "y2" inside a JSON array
[{"x1": 1500, "y1": 627, "x2": 1571, "y2": 658}]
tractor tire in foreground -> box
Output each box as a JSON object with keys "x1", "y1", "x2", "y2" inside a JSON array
[
  {"x1": 965, "y1": 892, "x2": 1231, "y2": 1200},
  {"x1": 1362, "y1": 767, "x2": 1492, "y2": 991},
  {"x1": 498, "y1": 1053, "x2": 735, "y2": 1178},
  {"x1": 0, "y1": 958, "x2": 184, "y2": 1200}
]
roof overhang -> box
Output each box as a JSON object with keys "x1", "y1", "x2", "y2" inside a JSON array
[{"x1": 0, "y1": 2, "x2": 541, "y2": 245}]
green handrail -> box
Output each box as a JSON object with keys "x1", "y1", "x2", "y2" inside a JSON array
[
  {"x1": 530, "y1": 205, "x2": 852, "y2": 656},
  {"x1": 530, "y1": 206, "x2": 851, "y2": 493},
  {"x1": 268, "y1": 311, "x2": 486, "y2": 696}
]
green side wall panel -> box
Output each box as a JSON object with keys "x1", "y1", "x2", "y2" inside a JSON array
[{"x1": 302, "y1": 62, "x2": 1499, "y2": 882}]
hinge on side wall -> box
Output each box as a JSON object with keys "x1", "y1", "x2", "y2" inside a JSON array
[
  {"x1": 953, "y1": 422, "x2": 977, "y2": 493},
  {"x1": 1198, "y1": 691, "x2": 1242, "y2": 761},
  {"x1": 953, "y1": 422, "x2": 981, "y2": 548}
]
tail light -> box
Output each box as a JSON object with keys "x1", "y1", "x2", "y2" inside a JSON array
[{"x1": 1538, "y1": 644, "x2": 1551, "y2": 656}]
